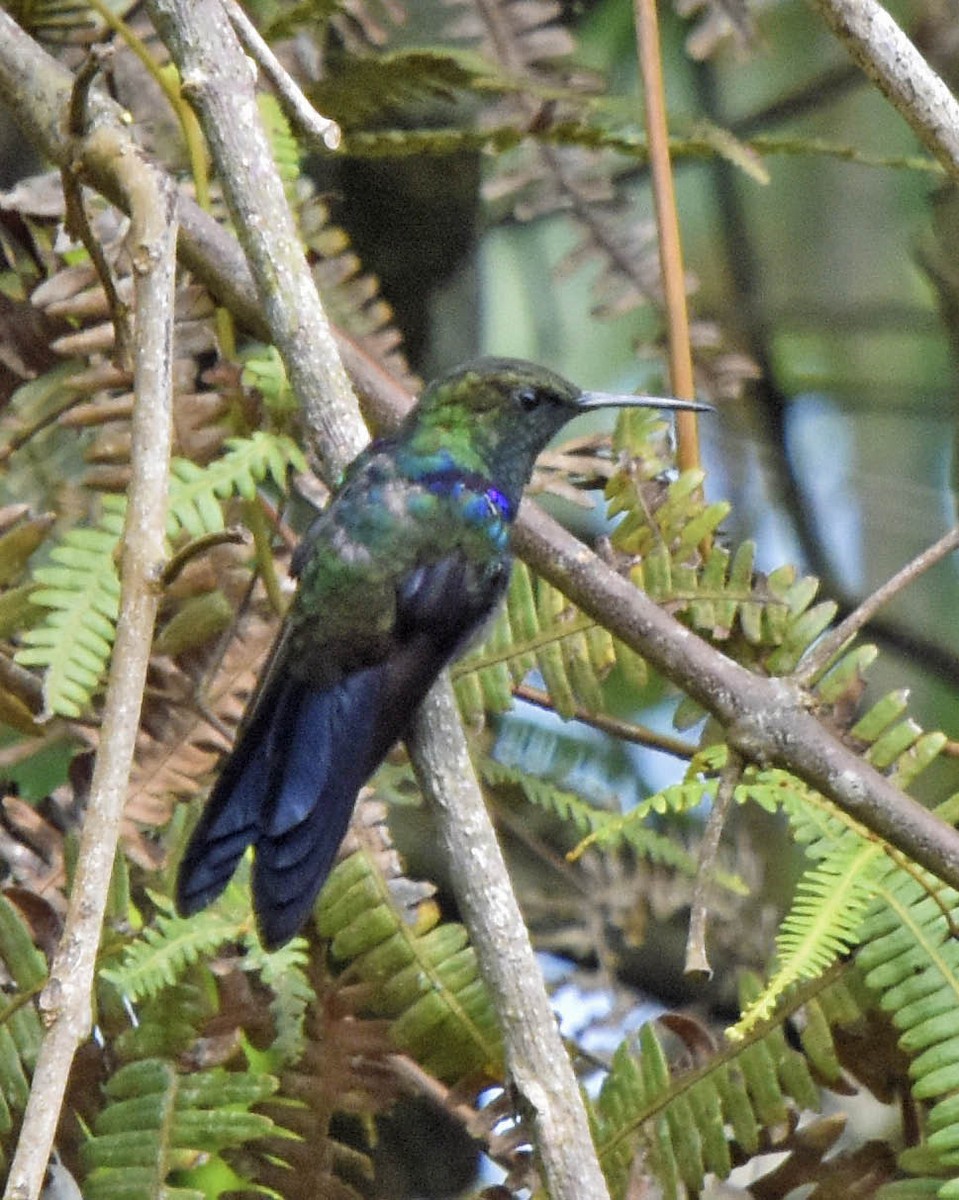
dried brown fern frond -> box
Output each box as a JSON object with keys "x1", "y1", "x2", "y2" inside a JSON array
[
  {"x1": 440, "y1": 2, "x2": 668, "y2": 335},
  {"x1": 673, "y1": 0, "x2": 761, "y2": 61},
  {"x1": 443, "y1": 0, "x2": 575, "y2": 73},
  {"x1": 0, "y1": 793, "x2": 72, "y2": 913},
  {"x1": 124, "y1": 604, "x2": 279, "y2": 854},
  {"x1": 251, "y1": 968, "x2": 401, "y2": 1200}
]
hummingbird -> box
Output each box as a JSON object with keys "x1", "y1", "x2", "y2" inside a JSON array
[{"x1": 176, "y1": 357, "x2": 706, "y2": 947}]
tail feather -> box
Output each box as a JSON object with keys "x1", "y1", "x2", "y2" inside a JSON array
[
  {"x1": 176, "y1": 667, "x2": 391, "y2": 948},
  {"x1": 176, "y1": 549, "x2": 501, "y2": 947},
  {"x1": 253, "y1": 672, "x2": 385, "y2": 946},
  {"x1": 176, "y1": 718, "x2": 271, "y2": 916}
]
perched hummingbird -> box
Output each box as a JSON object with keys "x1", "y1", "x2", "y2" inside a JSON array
[{"x1": 177, "y1": 357, "x2": 706, "y2": 947}]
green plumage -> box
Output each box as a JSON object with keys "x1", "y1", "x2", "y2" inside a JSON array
[{"x1": 177, "y1": 357, "x2": 704, "y2": 946}]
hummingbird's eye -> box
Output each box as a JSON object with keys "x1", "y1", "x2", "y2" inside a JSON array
[{"x1": 515, "y1": 386, "x2": 541, "y2": 412}]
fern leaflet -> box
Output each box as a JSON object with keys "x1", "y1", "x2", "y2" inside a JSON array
[{"x1": 16, "y1": 432, "x2": 305, "y2": 717}]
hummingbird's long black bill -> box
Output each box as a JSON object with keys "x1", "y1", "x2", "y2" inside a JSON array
[{"x1": 578, "y1": 392, "x2": 713, "y2": 412}]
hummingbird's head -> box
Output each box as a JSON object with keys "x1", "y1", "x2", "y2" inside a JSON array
[{"x1": 408, "y1": 356, "x2": 707, "y2": 501}]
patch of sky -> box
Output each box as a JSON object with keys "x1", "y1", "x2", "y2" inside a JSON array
[{"x1": 785, "y1": 392, "x2": 862, "y2": 592}]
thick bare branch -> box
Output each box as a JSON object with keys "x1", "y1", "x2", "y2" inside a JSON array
[{"x1": 142, "y1": 5, "x2": 610, "y2": 1196}]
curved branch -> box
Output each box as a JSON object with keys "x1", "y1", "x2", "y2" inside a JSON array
[{"x1": 811, "y1": 0, "x2": 959, "y2": 182}]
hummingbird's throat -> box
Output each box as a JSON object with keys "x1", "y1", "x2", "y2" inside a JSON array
[{"x1": 417, "y1": 466, "x2": 516, "y2": 523}]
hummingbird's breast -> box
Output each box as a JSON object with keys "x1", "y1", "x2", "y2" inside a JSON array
[{"x1": 285, "y1": 448, "x2": 513, "y2": 688}]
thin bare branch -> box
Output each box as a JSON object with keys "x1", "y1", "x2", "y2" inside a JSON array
[
  {"x1": 223, "y1": 0, "x2": 341, "y2": 151},
  {"x1": 686, "y1": 749, "x2": 742, "y2": 978},
  {"x1": 411, "y1": 681, "x2": 613, "y2": 1200},
  {"x1": 3, "y1": 127, "x2": 177, "y2": 1200},
  {"x1": 796, "y1": 526, "x2": 959, "y2": 687},
  {"x1": 63, "y1": 46, "x2": 133, "y2": 369},
  {"x1": 515, "y1": 682, "x2": 697, "y2": 758}
]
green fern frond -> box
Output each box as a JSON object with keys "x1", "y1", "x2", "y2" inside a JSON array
[
  {"x1": 167, "y1": 433, "x2": 306, "y2": 539},
  {"x1": 860, "y1": 862, "x2": 959, "y2": 1195},
  {"x1": 311, "y1": 48, "x2": 515, "y2": 129},
  {"x1": 240, "y1": 344, "x2": 298, "y2": 414},
  {"x1": 81, "y1": 1057, "x2": 279, "y2": 1198},
  {"x1": 259, "y1": 93, "x2": 301, "y2": 189},
  {"x1": 482, "y1": 757, "x2": 616, "y2": 838},
  {"x1": 0, "y1": 895, "x2": 47, "y2": 1158},
  {"x1": 241, "y1": 937, "x2": 314, "y2": 1068},
  {"x1": 99, "y1": 893, "x2": 253, "y2": 1004},
  {"x1": 15, "y1": 499, "x2": 124, "y2": 717},
  {"x1": 455, "y1": 560, "x2": 636, "y2": 721},
  {"x1": 731, "y1": 697, "x2": 948, "y2": 1040},
  {"x1": 461, "y1": 443, "x2": 826, "y2": 728},
  {"x1": 316, "y1": 850, "x2": 503, "y2": 1081},
  {"x1": 592, "y1": 996, "x2": 821, "y2": 1199},
  {"x1": 603, "y1": 450, "x2": 843, "y2": 665},
  {"x1": 16, "y1": 433, "x2": 304, "y2": 717},
  {"x1": 732, "y1": 843, "x2": 879, "y2": 1039},
  {"x1": 568, "y1": 777, "x2": 716, "y2": 864}
]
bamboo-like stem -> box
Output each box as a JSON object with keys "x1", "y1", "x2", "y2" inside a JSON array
[{"x1": 633, "y1": 0, "x2": 701, "y2": 471}]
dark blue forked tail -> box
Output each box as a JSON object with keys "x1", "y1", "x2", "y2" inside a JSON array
[{"x1": 177, "y1": 669, "x2": 386, "y2": 948}]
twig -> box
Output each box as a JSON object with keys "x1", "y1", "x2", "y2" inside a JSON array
[
  {"x1": 0, "y1": 651, "x2": 43, "y2": 716},
  {"x1": 633, "y1": 0, "x2": 701, "y2": 472},
  {"x1": 685, "y1": 749, "x2": 742, "y2": 978},
  {"x1": 810, "y1": 0, "x2": 959, "y2": 183},
  {"x1": 62, "y1": 46, "x2": 133, "y2": 370},
  {"x1": 795, "y1": 526, "x2": 959, "y2": 687},
  {"x1": 515, "y1": 682, "x2": 697, "y2": 758},
  {"x1": 223, "y1": 0, "x2": 341, "y2": 151},
  {"x1": 3, "y1": 128, "x2": 177, "y2": 1200},
  {"x1": 160, "y1": 525, "x2": 249, "y2": 586}
]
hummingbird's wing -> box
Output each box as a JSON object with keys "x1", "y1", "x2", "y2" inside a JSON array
[{"x1": 177, "y1": 550, "x2": 508, "y2": 948}]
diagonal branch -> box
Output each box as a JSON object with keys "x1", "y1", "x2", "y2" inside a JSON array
[{"x1": 146, "y1": 0, "x2": 363, "y2": 481}]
